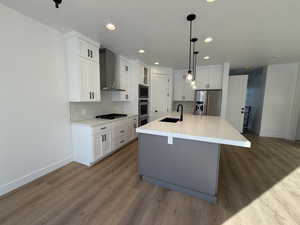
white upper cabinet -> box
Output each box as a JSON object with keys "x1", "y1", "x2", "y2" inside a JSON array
[
  {"x1": 65, "y1": 32, "x2": 101, "y2": 102},
  {"x1": 112, "y1": 56, "x2": 132, "y2": 101},
  {"x1": 79, "y1": 41, "x2": 99, "y2": 62},
  {"x1": 138, "y1": 63, "x2": 150, "y2": 85},
  {"x1": 173, "y1": 70, "x2": 194, "y2": 101},
  {"x1": 196, "y1": 65, "x2": 223, "y2": 90}
]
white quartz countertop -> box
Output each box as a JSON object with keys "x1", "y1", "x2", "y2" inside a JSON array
[
  {"x1": 72, "y1": 114, "x2": 137, "y2": 127},
  {"x1": 136, "y1": 114, "x2": 251, "y2": 148}
]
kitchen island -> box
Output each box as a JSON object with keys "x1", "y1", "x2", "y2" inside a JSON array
[{"x1": 136, "y1": 114, "x2": 251, "y2": 203}]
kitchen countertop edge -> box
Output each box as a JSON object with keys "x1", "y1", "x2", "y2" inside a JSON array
[{"x1": 71, "y1": 114, "x2": 138, "y2": 127}]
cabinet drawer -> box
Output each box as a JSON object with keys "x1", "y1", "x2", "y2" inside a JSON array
[
  {"x1": 112, "y1": 135, "x2": 129, "y2": 150},
  {"x1": 92, "y1": 124, "x2": 111, "y2": 135},
  {"x1": 112, "y1": 121, "x2": 129, "y2": 139}
]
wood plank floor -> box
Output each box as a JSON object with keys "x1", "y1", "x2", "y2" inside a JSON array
[{"x1": 1, "y1": 135, "x2": 300, "y2": 225}]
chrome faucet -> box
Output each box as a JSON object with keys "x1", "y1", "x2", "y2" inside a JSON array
[{"x1": 177, "y1": 104, "x2": 184, "y2": 121}]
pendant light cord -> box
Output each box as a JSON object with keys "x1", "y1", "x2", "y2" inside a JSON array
[
  {"x1": 193, "y1": 41, "x2": 196, "y2": 78},
  {"x1": 188, "y1": 20, "x2": 192, "y2": 72}
]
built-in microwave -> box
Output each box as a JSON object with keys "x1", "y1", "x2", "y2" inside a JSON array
[{"x1": 139, "y1": 84, "x2": 149, "y2": 99}]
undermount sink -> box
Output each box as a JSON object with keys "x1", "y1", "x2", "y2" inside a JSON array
[{"x1": 160, "y1": 117, "x2": 180, "y2": 123}]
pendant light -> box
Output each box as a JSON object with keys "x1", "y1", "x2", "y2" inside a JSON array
[
  {"x1": 53, "y1": 0, "x2": 62, "y2": 8},
  {"x1": 191, "y1": 51, "x2": 199, "y2": 89},
  {"x1": 186, "y1": 14, "x2": 196, "y2": 81},
  {"x1": 190, "y1": 38, "x2": 198, "y2": 87}
]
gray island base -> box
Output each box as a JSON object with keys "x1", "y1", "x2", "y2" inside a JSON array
[{"x1": 138, "y1": 133, "x2": 221, "y2": 203}]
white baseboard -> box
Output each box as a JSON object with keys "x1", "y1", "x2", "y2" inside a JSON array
[{"x1": 0, "y1": 156, "x2": 73, "y2": 196}]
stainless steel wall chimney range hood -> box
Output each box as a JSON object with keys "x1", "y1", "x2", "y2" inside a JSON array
[{"x1": 99, "y1": 48, "x2": 126, "y2": 91}]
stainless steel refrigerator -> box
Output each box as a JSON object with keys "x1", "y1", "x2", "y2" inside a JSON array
[{"x1": 194, "y1": 90, "x2": 222, "y2": 116}]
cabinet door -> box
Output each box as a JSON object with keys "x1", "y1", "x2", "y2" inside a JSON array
[
  {"x1": 94, "y1": 134, "x2": 103, "y2": 160},
  {"x1": 101, "y1": 131, "x2": 111, "y2": 155},
  {"x1": 112, "y1": 57, "x2": 131, "y2": 101},
  {"x1": 80, "y1": 41, "x2": 90, "y2": 59},
  {"x1": 80, "y1": 58, "x2": 92, "y2": 101},
  {"x1": 208, "y1": 67, "x2": 223, "y2": 89},
  {"x1": 87, "y1": 44, "x2": 99, "y2": 62},
  {"x1": 173, "y1": 71, "x2": 184, "y2": 101},
  {"x1": 80, "y1": 41, "x2": 99, "y2": 62},
  {"x1": 133, "y1": 118, "x2": 138, "y2": 138},
  {"x1": 119, "y1": 59, "x2": 129, "y2": 91},
  {"x1": 129, "y1": 117, "x2": 138, "y2": 140},
  {"x1": 80, "y1": 58, "x2": 101, "y2": 102},
  {"x1": 89, "y1": 61, "x2": 101, "y2": 101},
  {"x1": 196, "y1": 68, "x2": 210, "y2": 89}
]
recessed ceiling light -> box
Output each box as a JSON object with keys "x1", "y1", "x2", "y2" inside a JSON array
[
  {"x1": 206, "y1": 0, "x2": 216, "y2": 3},
  {"x1": 154, "y1": 62, "x2": 159, "y2": 65},
  {"x1": 138, "y1": 49, "x2": 145, "y2": 54},
  {"x1": 105, "y1": 23, "x2": 116, "y2": 31},
  {"x1": 203, "y1": 56, "x2": 211, "y2": 60},
  {"x1": 204, "y1": 37, "x2": 213, "y2": 43}
]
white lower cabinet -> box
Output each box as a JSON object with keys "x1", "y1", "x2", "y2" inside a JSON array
[
  {"x1": 72, "y1": 116, "x2": 138, "y2": 166},
  {"x1": 94, "y1": 129, "x2": 111, "y2": 158}
]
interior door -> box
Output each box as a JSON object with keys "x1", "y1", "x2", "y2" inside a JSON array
[
  {"x1": 151, "y1": 74, "x2": 170, "y2": 120},
  {"x1": 226, "y1": 75, "x2": 248, "y2": 132}
]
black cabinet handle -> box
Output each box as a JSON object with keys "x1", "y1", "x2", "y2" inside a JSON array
[
  {"x1": 120, "y1": 140, "x2": 125, "y2": 144},
  {"x1": 89, "y1": 92, "x2": 92, "y2": 99},
  {"x1": 120, "y1": 130, "x2": 125, "y2": 133},
  {"x1": 88, "y1": 49, "x2": 90, "y2": 58},
  {"x1": 101, "y1": 127, "x2": 107, "y2": 130},
  {"x1": 91, "y1": 50, "x2": 93, "y2": 58}
]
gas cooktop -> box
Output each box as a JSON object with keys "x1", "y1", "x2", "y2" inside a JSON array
[{"x1": 95, "y1": 113, "x2": 128, "y2": 120}]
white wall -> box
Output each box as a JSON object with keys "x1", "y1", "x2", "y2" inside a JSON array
[
  {"x1": 260, "y1": 63, "x2": 300, "y2": 140},
  {"x1": 0, "y1": 4, "x2": 72, "y2": 195},
  {"x1": 295, "y1": 66, "x2": 300, "y2": 140},
  {"x1": 221, "y1": 63, "x2": 230, "y2": 119},
  {"x1": 297, "y1": 117, "x2": 300, "y2": 140}
]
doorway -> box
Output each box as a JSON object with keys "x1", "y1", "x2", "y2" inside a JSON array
[
  {"x1": 150, "y1": 72, "x2": 172, "y2": 121},
  {"x1": 226, "y1": 75, "x2": 248, "y2": 132}
]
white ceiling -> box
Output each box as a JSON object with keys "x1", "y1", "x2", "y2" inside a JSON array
[{"x1": 1, "y1": 0, "x2": 300, "y2": 69}]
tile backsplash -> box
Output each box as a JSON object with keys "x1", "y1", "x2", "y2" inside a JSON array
[{"x1": 70, "y1": 92, "x2": 125, "y2": 121}]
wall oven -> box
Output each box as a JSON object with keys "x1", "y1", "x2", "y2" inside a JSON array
[
  {"x1": 139, "y1": 84, "x2": 149, "y2": 99},
  {"x1": 139, "y1": 116, "x2": 148, "y2": 126},
  {"x1": 138, "y1": 99, "x2": 149, "y2": 126},
  {"x1": 139, "y1": 99, "x2": 148, "y2": 117}
]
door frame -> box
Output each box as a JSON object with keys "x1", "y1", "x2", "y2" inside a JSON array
[
  {"x1": 150, "y1": 67, "x2": 173, "y2": 122},
  {"x1": 226, "y1": 74, "x2": 248, "y2": 133}
]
